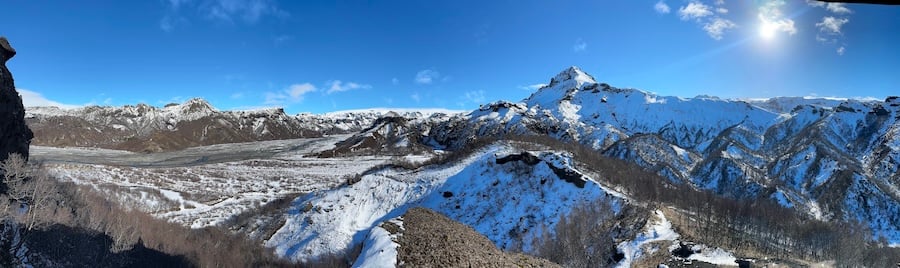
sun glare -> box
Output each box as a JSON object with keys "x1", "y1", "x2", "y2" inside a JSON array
[{"x1": 759, "y1": 21, "x2": 776, "y2": 41}]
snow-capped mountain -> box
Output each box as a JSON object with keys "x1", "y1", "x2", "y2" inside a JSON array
[
  {"x1": 423, "y1": 66, "x2": 900, "y2": 244},
  {"x1": 25, "y1": 66, "x2": 900, "y2": 252},
  {"x1": 25, "y1": 99, "x2": 459, "y2": 152}
]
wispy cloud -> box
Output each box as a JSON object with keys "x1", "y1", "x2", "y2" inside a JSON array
[
  {"x1": 806, "y1": 0, "x2": 826, "y2": 7},
  {"x1": 458, "y1": 90, "x2": 486, "y2": 107},
  {"x1": 159, "y1": 15, "x2": 188, "y2": 32},
  {"x1": 326, "y1": 80, "x2": 371, "y2": 94},
  {"x1": 654, "y1": 1, "x2": 670, "y2": 14},
  {"x1": 415, "y1": 69, "x2": 441, "y2": 85},
  {"x1": 678, "y1": 1, "x2": 713, "y2": 21},
  {"x1": 159, "y1": 0, "x2": 288, "y2": 31},
  {"x1": 572, "y1": 38, "x2": 587, "y2": 52},
  {"x1": 274, "y1": 34, "x2": 293, "y2": 44},
  {"x1": 391, "y1": 78, "x2": 399, "y2": 85},
  {"x1": 837, "y1": 46, "x2": 845, "y2": 56},
  {"x1": 816, "y1": 16, "x2": 848, "y2": 35},
  {"x1": 265, "y1": 83, "x2": 316, "y2": 105},
  {"x1": 168, "y1": 0, "x2": 191, "y2": 9},
  {"x1": 410, "y1": 93, "x2": 421, "y2": 103},
  {"x1": 825, "y1": 3, "x2": 852, "y2": 14},
  {"x1": 230, "y1": 92, "x2": 245, "y2": 99},
  {"x1": 518, "y1": 83, "x2": 547, "y2": 91},
  {"x1": 703, "y1": 17, "x2": 737, "y2": 40},
  {"x1": 203, "y1": 0, "x2": 288, "y2": 23},
  {"x1": 17, "y1": 88, "x2": 82, "y2": 109}
]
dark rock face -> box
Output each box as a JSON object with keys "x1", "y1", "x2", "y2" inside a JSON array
[{"x1": 0, "y1": 37, "x2": 33, "y2": 161}]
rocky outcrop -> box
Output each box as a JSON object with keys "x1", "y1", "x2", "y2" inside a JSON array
[
  {"x1": 396, "y1": 207, "x2": 559, "y2": 268},
  {"x1": 0, "y1": 37, "x2": 33, "y2": 161}
]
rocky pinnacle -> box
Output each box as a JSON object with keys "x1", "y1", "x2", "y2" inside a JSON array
[{"x1": 0, "y1": 36, "x2": 34, "y2": 162}]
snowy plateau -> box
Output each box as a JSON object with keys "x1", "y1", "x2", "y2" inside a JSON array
[{"x1": 22, "y1": 67, "x2": 900, "y2": 266}]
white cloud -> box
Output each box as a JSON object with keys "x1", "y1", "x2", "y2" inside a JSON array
[
  {"x1": 572, "y1": 38, "x2": 587, "y2": 52},
  {"x1": 460, "y1": 90, "x2": 486, "y2": 106},
  {"x1": 265, "y1": 83, "x2": 316, "y2": 105},
  {"x1": 678, "y1": 2, "x2": 713, "y2": 21},
  {"x1": 703, "y1": 18, "x2": 737, "y2": 40},
  {"x1": 518, "y1": 83, "x2": 547, "y2": 91},
  {"x1": 826, "y1": 3, "x2": 852, "y2": 14},
  {"x1": 391, "y1": 78, "x2": 399, "y2": 85},
  {"x1": 411, "y1": 93, "x2": 421, "y2": 103},
  {"x1": 816, "y1": 16, "x2": 849, "y2": 35},
  {"x1": 808, "y1": 1, "x2": 852, "y2": 54},
  {"x1": 758, "y1": 14, "x2": 797, "y2": 36},
  {"x1": 758, "y1": 1, "x2": 797, "y2": 36},
  {"x1": 415, "y1": 69, "x2": 440, "y2": 85},
  {"x1": 326, "y1": 80, "x2": 371, "y2": 94},
  {"x1": 674, "y1": 1, "x2": 738, "y2": 40},
  {"x1": 288, "y1": 83, "x2": 316, "y2": 98},
  {"x1": 654, "y1": 1, "x2": 670, "y2": 14},
  {"x1": 17, "y1": 88, "x2": 81, "y2": 109},
  {"x1": 806, "y1": 0, "x2": 825, "y2": 7},
  {"x1": 807, "y1": 1, "x2": 852, "y2": 14}
]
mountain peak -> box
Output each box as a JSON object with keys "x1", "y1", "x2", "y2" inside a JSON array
[
  {"x1": 174, "y1": 98, "x2": 217, "y2": 115},
  {"x1": 549, "y1": 66, "x2": 597, "y2": 89}
]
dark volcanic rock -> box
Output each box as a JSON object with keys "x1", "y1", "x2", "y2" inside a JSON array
[{"x1": 0, "y1": 37, "x2": 33, "y2": 162}]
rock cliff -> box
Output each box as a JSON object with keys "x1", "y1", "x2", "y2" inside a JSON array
[{"x1": 0, "y1": 37, "x2": 33, "y2": 161}]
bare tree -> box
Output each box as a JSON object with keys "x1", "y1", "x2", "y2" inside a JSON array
[
  {"x1": 1, "y1": 153, "x2": 60, "y2": 230},
  {"x1": 1, "y1": 153, "x2": 29, "y2": 216},
  {"x1": 533, "y1": 200, "x2": 621, "y2": 268}
]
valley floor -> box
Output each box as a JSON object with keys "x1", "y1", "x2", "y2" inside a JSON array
[{"x1": 30, "y1": 135, "x2": 396, "y2": 228}]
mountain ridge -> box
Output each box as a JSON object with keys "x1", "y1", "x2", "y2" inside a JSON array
[{"x1": 25, "y1": 66, "x2": 900, "y2": 245}]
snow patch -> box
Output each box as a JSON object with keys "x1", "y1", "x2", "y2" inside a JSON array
[
  {"x1": 688, "y1": 245, "x2": 737, "y2": 266},
  {"x1": 616, "y1": 210, "x2": 679, "y2": 268},
  {"x1": 352, "y1": 217, "x2": 404, "y2": 268}
]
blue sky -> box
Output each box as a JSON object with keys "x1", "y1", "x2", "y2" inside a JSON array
[{"x1": 2, "y1": 0, "x2": 898, "y2": 114}]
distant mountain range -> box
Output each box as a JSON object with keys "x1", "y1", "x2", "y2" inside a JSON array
[
  {"x1": 26, "y1": 66, "x2": 900, "y2": 246},
  {"x1": 25, "y1": 99, "x2": 459, "y2": 152}
]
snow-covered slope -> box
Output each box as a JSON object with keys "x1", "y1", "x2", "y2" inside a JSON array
[
  {"x1": 265, "y1": 142, "x2": 624, "y2": 262},
  {"x1": 26, "y1": 66, "x2": 900, "y2": 248},
  {"x1": 423, "y1": 66, "x2": 900, "y2": 244}
]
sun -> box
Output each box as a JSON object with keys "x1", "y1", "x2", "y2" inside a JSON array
[{"x1": 759, "y1": 21, "x2": 777, "y2": 41}]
